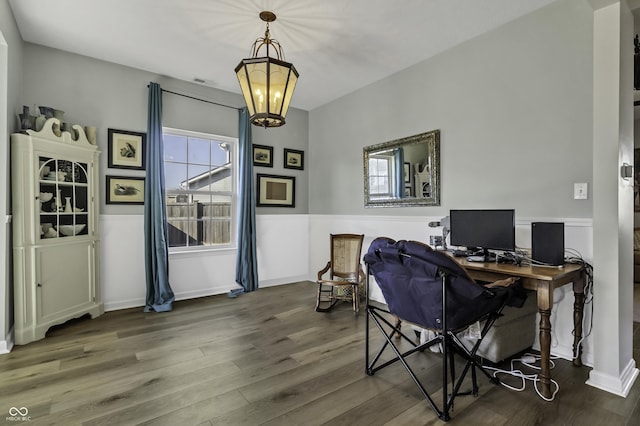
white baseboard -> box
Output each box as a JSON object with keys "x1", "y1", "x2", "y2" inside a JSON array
[
  {"x1": 103, "y1": 280, "x2": 299, "y2": 312},
  {"x1": 103, "y1": 298, "x2": 146, "y2": 312},
  {"x1": 586, "y1": 359, "x2": 639, "y2": 397},
  {"x1": 260, "y1": 275, "x2": 313, "y2": 288},
  {"x1": 534, "y1": 342, "x2": 594, "y2": 368},
  {"x1": 0, "y1": 326, "x2": 14, "y2": 354}
]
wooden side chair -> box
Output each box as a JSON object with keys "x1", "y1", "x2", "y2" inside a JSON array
[{"x1": 315, "y1": 233, "x2": 365, "y2": 314}]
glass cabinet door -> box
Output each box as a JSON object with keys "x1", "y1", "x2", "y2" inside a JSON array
[{"x1": 38, "y1": 156, "x2": 89, "y2": 239}]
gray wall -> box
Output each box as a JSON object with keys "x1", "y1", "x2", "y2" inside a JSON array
[
  {"x1": 309, "y1": 0, "x2": 593, "y2": 219},
  {"x1": 0, "y1": 0, "x2": 23, "y2": 135},
  {"x1": 0, "y1": 39, "x2": 308, "y2": 347},
  {"x1": 21, "y1": 43, "x2": 309, "y2": 215},
  {"x1": 0, "y1": 0, "x2": 25, "y2": 348}
]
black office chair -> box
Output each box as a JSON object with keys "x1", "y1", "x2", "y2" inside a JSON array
[{"x1": 363, "y1": 237, "x2": 525, "y2": 421}]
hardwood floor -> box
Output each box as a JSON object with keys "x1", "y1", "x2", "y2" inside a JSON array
[{"x1": 1, "y1": 281, "x2": 639, "y2": 425}]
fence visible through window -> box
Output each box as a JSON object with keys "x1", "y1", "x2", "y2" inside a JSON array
[{"x1": 166, "y1": 197, "x2": 231, "y2": 247}]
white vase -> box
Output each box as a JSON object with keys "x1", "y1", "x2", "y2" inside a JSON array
[
  {"x1": 55, "y1": 189, "x2": 63, "y2": 212},
  {"x1": 35, "y1": 115, "x2": 46, "y2": 132},
  {"x1": 64, "y1": 197, "x2": 72, "y2": 213},
  {"x1": 84, "y1": 126, "x2": 97, "y2": 145}
]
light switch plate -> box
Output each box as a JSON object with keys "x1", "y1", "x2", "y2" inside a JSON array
[{"x1": 574, "y1": 183, "x2": 588, "y2": 200}]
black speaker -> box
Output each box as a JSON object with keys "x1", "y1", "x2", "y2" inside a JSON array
[{"x1": 531, "y1": 222, "x2": 564, "y2": 266}]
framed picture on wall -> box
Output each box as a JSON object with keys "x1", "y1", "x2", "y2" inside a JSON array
[
  {"x1": 284, "y1": 148, "x2": 304, "y2": 170},
  {"x1": 253, "y1": 144, "x2": 273, "y2": 167},
  {"x1": 256, "y1": 174, "x2": 295, "y2": 207},
  {"x1": 108, "y1": 128, "x2": 146, "y2": 170},
  {"x1": 106, "y1": 175, "x2": 145, "y2": 204}
]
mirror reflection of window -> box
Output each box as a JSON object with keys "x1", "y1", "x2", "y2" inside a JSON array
[{"x1": 369, "y1": 156, "x2": 391, "y2": 196}]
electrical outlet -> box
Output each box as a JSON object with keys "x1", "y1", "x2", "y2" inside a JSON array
[{"x1": 574, "y1": 183, "x2": 588, "y2": 200}]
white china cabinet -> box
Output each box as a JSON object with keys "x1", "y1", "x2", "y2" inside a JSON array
[{"x1": 11, "y1": 118, "x2": 103, "y2": 345}]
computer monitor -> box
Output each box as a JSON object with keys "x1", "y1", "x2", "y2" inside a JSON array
[{"x1": 449, "y1": 209, "x2": 516, "y2": 259}]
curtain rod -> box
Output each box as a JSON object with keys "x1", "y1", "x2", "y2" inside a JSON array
[{"x1": 148, "y1": 85, "x2": 242, "y2": 111}]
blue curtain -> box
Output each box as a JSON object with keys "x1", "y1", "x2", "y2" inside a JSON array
[
  {"x1": 234, "y1": 107, "x2": 259, "y2": 295},
  {"x1": 393, "y1": 148, "x2": 405, "y2": 198},
  {"x1": 143, "y1": 82, "x2": 175, "y2": 312}
]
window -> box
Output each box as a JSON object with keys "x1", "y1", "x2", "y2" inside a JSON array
[
  {"x1": 368, "y1": 156, "x2": 391, "y2": 196},
  {"x1": 163, "y1": 127, "x2": 236, "y2": 251}
]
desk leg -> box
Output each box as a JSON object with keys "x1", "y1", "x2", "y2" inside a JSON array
[
  {"x1": 538, "y1": 307, "x2": 552, "y2": 399},
  {"x1": 572, "y1": 275, "x2": 586, "y2": 367}
]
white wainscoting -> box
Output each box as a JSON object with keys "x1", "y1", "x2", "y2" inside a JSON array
[
  {"x1": 255, "y1": 214, "x2": 310, "y2": 286},
  {"x1": 100, "y1": 213, "x2": 594, "y2": 365},
  {"x1": 309, "y1": 214, "x2": 594, "y2": 366},
  {"x1": 100, "y1": 215, "x2": 146, "y2": 311},
  {"x1": 100, "y1": 214, "x2": 310, "y2": 311}
]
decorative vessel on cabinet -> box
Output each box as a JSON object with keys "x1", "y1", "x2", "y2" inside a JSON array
[{"x1": 11, "y1": 118, "x2": 103, "y2": 345}]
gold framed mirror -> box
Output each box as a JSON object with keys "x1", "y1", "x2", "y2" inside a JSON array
[{"x1": 363, "y1": 129, "x2": 440, "y2": 207}]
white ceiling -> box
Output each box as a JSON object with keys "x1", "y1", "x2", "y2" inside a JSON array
[{"x1": 9, "y1": 0, "x2": 560, "y2": 111}]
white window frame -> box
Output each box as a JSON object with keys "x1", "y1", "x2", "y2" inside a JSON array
[
  {"x1": 162, "y1": 127, "x2": 238, "y2": 253},
  {"x1": 369, "y1": 155, "x2": 393, "y2": 197}
]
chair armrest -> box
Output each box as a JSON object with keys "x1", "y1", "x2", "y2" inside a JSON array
[{"x1": 317, "y1": 261, "x2": 332, "y2": 281}]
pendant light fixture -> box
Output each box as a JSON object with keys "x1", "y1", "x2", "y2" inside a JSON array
[{"x1": 235, "y1": 11, "x2": 299, "y2": 128}]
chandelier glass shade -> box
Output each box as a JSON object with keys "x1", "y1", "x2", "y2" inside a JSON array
[{"x1": 235, "y1": 11, "x2": 299, "y2": 128}]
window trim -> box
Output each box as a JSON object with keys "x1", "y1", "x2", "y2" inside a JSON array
[
  {"x1": 162, "y1": 126, "x2": 238, "y2": 253},
  {"x1": 369, "y1": 155, "x2": 393, "y2": 197}
]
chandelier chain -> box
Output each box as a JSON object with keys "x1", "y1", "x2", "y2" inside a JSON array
[{"x1": 250, "y1": 21, "x2": 284, "y2": 61}]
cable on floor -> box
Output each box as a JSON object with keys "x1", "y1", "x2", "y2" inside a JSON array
[{"x1": 482, "y1": 352, "x2": 560, "y2": 401}]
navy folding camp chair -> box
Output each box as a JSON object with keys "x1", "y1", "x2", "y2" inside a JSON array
[{"x1": 364, "y1": 237, "x2": 525, "y2": 421}]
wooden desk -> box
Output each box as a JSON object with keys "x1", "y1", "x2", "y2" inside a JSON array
[{"x1": 454, "y1": 258, "x2": 586, "y2": 399}]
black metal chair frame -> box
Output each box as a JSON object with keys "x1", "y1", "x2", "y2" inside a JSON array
[{"x1": 365, "y1": 257, "x2": 507, "y2": 422}]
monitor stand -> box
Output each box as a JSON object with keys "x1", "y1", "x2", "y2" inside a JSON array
[
  {"x1": 466, "y1": 248, "x2": 496, "y2": 262},
  {"x1": 477, "y1": 248, "x2": 496, "y2": 262}
]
